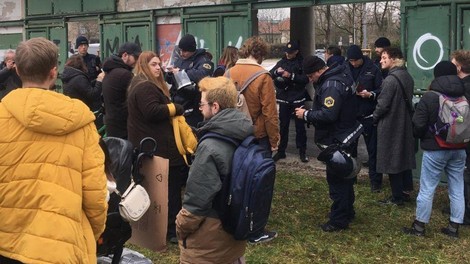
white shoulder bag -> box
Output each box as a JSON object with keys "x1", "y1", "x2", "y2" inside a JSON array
[{"x1": 118, "y1": 180, "x2": 151, "y2": 222}]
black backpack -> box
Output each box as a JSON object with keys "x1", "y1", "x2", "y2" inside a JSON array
[{"x1": 199, "y1": 132, "x2": 276, "y2": 240}]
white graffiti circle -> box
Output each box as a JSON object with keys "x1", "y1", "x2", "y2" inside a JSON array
[{"x1": 413, "y1": 33, "x2": 444, "y2": 70}]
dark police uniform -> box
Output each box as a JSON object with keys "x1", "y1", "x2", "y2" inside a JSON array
[
  {"x1": 347, "y1": 56, "x2": 383, "y2": 191},
  {"x1": 269, "y1": 54, "x2": 309, "y2": 156},
  {"x1": 167, "y1": 48, "x2": 213, "y2": 127},
  {"x1": 303, "y1": 64, "x2": 359, "y2": 229}
]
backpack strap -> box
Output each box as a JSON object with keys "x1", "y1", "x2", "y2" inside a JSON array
[
  {"x1": 199, "y1": 132, "x2": 240, "y2": 147},
  {"x1": 389, "y1": 74, "x2": 414, "y2": 116},
  {"x1": 226, "y1": 69, "x2": 269, "y2": 93}
]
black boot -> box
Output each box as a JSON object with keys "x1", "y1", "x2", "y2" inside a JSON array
[
  {"x1": 402, "y1": 220, "x2": 425, "y2": 236},
  {"x1": 299, "y1": 148, "x2": 308, "y2": 163},
  {"x1": 272, "y1": 151, "x2": 286, "y2": 162},
  {"x1": 441, "y1": 221, "x2": 459, "y2": 238}
]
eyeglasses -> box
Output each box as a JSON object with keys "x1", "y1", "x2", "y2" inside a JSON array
[{"x1": 199, "y1": 102, "x2": 212, "y2": 107}]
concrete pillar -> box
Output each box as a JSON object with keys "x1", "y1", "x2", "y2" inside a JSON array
[{"x1": 291, "y1": 6, "x2": 315, "y2": 56}]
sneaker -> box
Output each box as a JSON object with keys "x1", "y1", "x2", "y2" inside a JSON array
[
  {"x1": 248, "y1": 231, "x2": 278, "y2": 244},
  {"x1": 272, "y1": 152, "x2": 286, "y2": 162},
  {"x1": 371, "y1": 184, "x2": 382, "y2": 193},
  {"x1": 378, "y1": 196, "x2": 404, "y2": 206},
  {"x1": 441, "y1": 221, "x2": 459, "y2": 238},
  {"x1": 402, "y1": 220, "x2": 425, "y2": 237},
  {"x1": 299, "y1": 153, "x2": 309, "y2": 163},
  {"x1": 320, "y1": 222, "x2": 346, "y2": 232},
  {"x1": 169, "y1": 236, "x2": 178, "y2": 244}
]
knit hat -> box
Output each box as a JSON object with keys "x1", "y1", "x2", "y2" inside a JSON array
[
  {"x1": 178, "y1": 34, "x2": 197, "y2": 52},
  {"x1": 303, "y1": 55, "x2": 326, "y2": 74},
  {"x1": 75, "y1": 36, "x2": 89, "y2": 49},
  {"x1": 284, "y1": 41, "x2": 299, "y2": 53},
  {"x1": 347, "y1": 45, "x2": 363, "y2": 60},
  {"x1": 118, "y1": 42, "x2": 142, "y2": 57},
  {"x1": 433, "y1": 61, "x2": 457, "y2": 78},
  {"x1": 374, "y1": 37, "x2": 391, "y2": 48}
]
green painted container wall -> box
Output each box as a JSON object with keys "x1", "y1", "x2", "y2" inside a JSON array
[
  {"x1": 26, "y1": 0, "x2": 115, "y2": 16},
  {"x1": 0, "y1": 34, "x2": 23, "y2": 49},
  {"x1": 101, "y1": 22, "x2": 152, "y2": 58}
]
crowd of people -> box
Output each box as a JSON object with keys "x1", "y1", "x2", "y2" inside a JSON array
[{"x1": 1, "y1": 33, "x2": 470, "y2": 263}]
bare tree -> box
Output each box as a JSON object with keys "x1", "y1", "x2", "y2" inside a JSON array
[{"x1": 258, "y1": 9, "x2": 288, "y2": 43}]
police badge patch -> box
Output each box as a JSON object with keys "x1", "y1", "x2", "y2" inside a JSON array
[
  {"x1": 203, "y1": 63, "x2": 212, "y2": 70},
  {"x1": 324, "y1": 96, "x2": 335, "y2": 108}
]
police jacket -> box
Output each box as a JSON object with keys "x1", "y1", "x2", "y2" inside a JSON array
[
  {"x1": 413, "y1": 75, "x2": 466, "y2": 150},
  {"x1": 269, "y1": 55, "x2": 309, "y2": 104},
  {"x1": 168, "y1": 49, "x2": 214, "y2": 116},
  {"x1": 304, "y1": 64, "x2": 358, "y2": 145},
  {"x1": 347, "y1": 56, "x2": 383, "y2": 118},
  {"x1": 83, "y1": 53, "x2": 101, "y2": 81}
]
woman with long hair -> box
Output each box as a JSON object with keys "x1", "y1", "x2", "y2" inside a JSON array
[
  {"x1": 213, "y1": 46, "x2": 238, "y2": 77},
  {"x1": 127, "y1": 51, "x2": 186, "y2": 243}
]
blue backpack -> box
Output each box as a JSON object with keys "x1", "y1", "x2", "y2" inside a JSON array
[{"x1": 199, "y1": 132, "x2": 276, "y2": 240}]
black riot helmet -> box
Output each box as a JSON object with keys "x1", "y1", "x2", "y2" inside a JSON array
[{"x1": 317, "y1": 145, "x2": 360, "y2": 179}]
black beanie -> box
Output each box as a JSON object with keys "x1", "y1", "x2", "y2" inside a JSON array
[
  {"x1": 433, "y1": 61, "x2": 457, "y2": 78},
  {"x1": 179, "y1": 34, "x2": 196, "y2": 52},
  {"x1": 347, "y1": 45, "x2": 363, "y2": 60},
  {"x1": 303, "y1": 55, "x2": 326, "y2": 75},
  {"x1": 374, "y1": 37, "x2": 391, "y2": 48},
  {"x1": 75, "y1": 36, "x2": 89, "y2": 49}
]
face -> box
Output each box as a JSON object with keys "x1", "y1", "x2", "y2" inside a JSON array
[
  {"x1": 325, "y1": 51, "x2": 332, "y2": 62},
  {"x1": 199, "y1": 92, "x2": 215, "y2": 120},
  {"x1": 306, "y1": 70, "x2": 323, "y2": 83},
  {"x1": 349, "y1": 58, "x2": 364, "y2": 68},
  {"x1": 122, "y1": 52, "x2": 138, "y2": 67},
  {"x1": 180, "y1": 50, "x2": 195, "y2": 60},
  {"x1": 285, "y1": 50, "x2": 298, "y2": 60},
  {"x1": 77, "y1": 44, "x2": 88, "y2": 55},
  {"x1": 4, "y1": 54, "x2": 15, "y2": 69},
  {"x1": 452, "y1": 58, "x2": 462, "y2": 76},
  {"x1": 375, "y1": 47, "x2": 384, "y2": 57},
  {"x1": 380, "y1": 52, "x2": 394, "y2": 70},
  {"x1": 148, "y1": 56, "x2": 162, "y2": 78}
]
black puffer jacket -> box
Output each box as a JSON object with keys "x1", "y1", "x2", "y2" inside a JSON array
[
  {"x1": 412, "y1": 75, "x2": 466, "y2": 150},
  {"x1": 101, "y1": 55, "x2": 134, "y2": 139},
  {"x1": 269, "y1": 54, "x2": 309, "y2": 103},
  {"x1": 61, "y1": 66, "x2": 102, "y2": 110}
]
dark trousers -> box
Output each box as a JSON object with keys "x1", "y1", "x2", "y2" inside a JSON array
[
  {"x1": 389, "y1": 170, "x2": 413, "y2": 202},
  {"x1": 278, "y1": 103, "x2": 307, "y2": 152},
  {"x1": 326, "y1": 170, "x2": 355, "y2": 228},
  {"x1": 167, "y1": 164, "x2": 189, "y2": 238},
  {"x1": 0, "y1": 256, "x2": 22, "y2": 264},
  {"x1": 351, "y1": 117, "x2": 383, "y2": 187}
]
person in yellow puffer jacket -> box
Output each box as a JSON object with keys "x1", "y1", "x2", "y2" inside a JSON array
[{"x1": 0, "y1": 37, "x2": 108, "y2": 264}]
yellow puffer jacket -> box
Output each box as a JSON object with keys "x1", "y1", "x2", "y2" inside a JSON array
[{"x1": 0, "y1": 88, "x2": 108, "y2": 264}]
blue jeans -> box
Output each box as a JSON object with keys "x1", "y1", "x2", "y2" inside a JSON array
[{"x1": 416, "y1": 149, "x2": 466, "y2": 224}]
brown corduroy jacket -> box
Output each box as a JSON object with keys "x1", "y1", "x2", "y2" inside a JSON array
[{"x1": 225, "y1": 58, "x2": 280, "y2": 149}]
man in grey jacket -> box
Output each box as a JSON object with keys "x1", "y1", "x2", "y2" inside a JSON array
[{"x1": 176, "y1": 76, "x2": 252, "y2": 264}]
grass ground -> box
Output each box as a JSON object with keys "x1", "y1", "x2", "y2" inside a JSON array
[{"x1": 128, "y1": 164, "x2": 470, "y2": 264}]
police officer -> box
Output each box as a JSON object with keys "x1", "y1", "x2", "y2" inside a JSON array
[
  {"x1": 270, "y1": 41, "x2": 309, "y2": 162},
  {"x1": 75, "y1": 36, "x2": 101, "y2": 82},
  {"x1": 295, "y1": 55, "x2": 361, "y2": 232},
  {"x1": 346, "y1": 45, "x2": 383, "y2": 192},
  {"x1": 373, "y1": 37, "x2": 391, "y2": 78},
  {"x1": 166, "y1": 34, "x2": 214, "y2": 127}
]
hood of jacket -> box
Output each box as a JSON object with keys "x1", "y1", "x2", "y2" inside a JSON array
[
  {"x1": 1, "y1": 88, "x2": 95, "y2": 135},
  {"x1": 198, "y1": 108, "x2": 253, "y2": 141},
  {"x1": 61, "y1": 66, "x2": 87, "y2": 83},
  {"x1": 102, "y1": 54, "x2": 132, "y2": 73},
  {"x1": 429, "y1": 75, "x2": 465, "y2": 97}
]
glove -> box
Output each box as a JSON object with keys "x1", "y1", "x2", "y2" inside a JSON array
[{"x1": 175, "y1": 104, "x2": 184, "y2": 116}]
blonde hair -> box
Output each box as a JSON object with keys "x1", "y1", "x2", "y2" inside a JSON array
[
  {"x1": 198, "y1": 76, "x2": 237, "y2": 110},
  {"x1": 130, "y1": 51, "x2": 169, "y2": 97},
  {"x1": 16, "y1": 37, "x2": 58, "y2": 84}
]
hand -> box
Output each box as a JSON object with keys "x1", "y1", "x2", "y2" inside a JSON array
[
  {"x1": 175, "y1": 104, "x2": 184, "y2": 116},
  {"x1": 295, "y1": 107, "x2": 306, "y2": 119},
  {"x1": 96, "y1": 72, "x2": 105, "y2": 82},
  {"x1": 277, "y1": 67, "x2": 285, "y2": 74},
  {"x1": 357, "y1": 90, "x2": 371, "y2": 98},
  {"x1": 281, "y1": 71, "x2": 291, "y2": 78}
]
